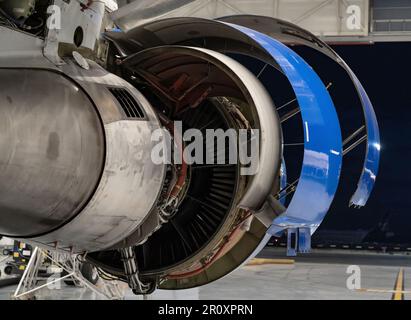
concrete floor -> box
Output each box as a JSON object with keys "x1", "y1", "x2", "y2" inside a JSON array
[{"x1": 0, "y1": 248, "x2": 410, "y2": 300}]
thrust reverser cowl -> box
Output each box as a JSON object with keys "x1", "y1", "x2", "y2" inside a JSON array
[
  {"x1": 103, "y1": 16, "x2": 380, "y2": 233},
  {"x1": 97, "y1": 17, "x2": 379, "y2": 289}
]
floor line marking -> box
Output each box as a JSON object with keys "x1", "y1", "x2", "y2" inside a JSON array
[
  {"x1": 247, "y1": 258, "x2": 295, "y2": 266},
  {"x1": 357, "y1": 289, "x2": 411, "y2": 294},
  {"x1": 392, "y1": 268, "x2": 404, "y2": 300}
]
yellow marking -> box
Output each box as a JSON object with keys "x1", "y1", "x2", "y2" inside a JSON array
[
  {"x1": 13, "y1": 252, "x2": 19, "y2": 258},
  {"x1": 392, "y1": 268, "x2": 404, "y2": 300},
  {"x1": 247, "y1": 258, "x2": 295, "y2": 266},
  {"x1": 357, "y1": 288, "x2": 411, "y2": 294}
]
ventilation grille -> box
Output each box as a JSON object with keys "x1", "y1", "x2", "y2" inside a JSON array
[{"x1": 109, "y1": 88, "x2": 145, "y2": 119}]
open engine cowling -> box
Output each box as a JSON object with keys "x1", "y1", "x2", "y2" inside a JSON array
[{"x1": 0, "y1": 9, "x2": 380, "y2": 294}]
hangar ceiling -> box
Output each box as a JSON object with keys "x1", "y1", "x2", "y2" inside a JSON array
[{"x1": 113, "y1": 0, "x2": 411, "y2": 43}]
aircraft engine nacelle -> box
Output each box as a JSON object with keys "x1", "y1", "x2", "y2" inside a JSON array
[
  {"x1": 0, "y1": 45, "x2": 282, "y2": 293},
  {"x1": 0, "y1": 67, "x2": 166, "y2": 252},
  {"x1": 0, "y1": 2, "x2": 380, "y2": 295}
]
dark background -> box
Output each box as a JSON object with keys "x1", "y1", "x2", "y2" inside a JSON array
[
  {"x1": 237, "y1": 42, "x2": 411, "y2": 247},
  {"x1": 303, "y1": 42, "x2": 411, "y2": 246}
]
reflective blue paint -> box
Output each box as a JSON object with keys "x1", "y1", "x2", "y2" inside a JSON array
[
  {"x1": 227, "y1": 24, "x2": 343, "y2": 234},
  {"x1": 279, "y1": 158, "x2": 287, "y2": 206},
  {"x1": 216, "y1": 16, "x2": 380, "y2": 208},
  {"x1": 346, "y1": 70, "x2": 380, "y2": 207}
]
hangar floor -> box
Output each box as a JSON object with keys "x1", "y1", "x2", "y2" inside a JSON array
[{"x1": 0, "y1": 248, "x2": 410, "y2": 300}]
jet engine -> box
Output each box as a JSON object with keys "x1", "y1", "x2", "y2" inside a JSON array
[{"x1": 0, "y1": 0, "x2": 380, "y2": 295}]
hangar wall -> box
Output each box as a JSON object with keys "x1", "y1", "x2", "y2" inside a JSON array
[
  {"x1": 115, "y1": 0, "x2": 370, "y2": 37},
  {"x1": 115, "y1": 0, "x2": 411, "y2": 42}
]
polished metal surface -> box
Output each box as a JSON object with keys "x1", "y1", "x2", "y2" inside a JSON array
[{"x1": 0, "y1": 69, "x2": 105, "y2": 237}]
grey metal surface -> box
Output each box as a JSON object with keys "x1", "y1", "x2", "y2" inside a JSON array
[
  {"x1": 0, "y1": 26, "x2": 56, "y2": 69},
  {"x1": 26, "y1": 60, "x2": 166, "y2": 253},
  {"x1": 104, "y1": 17, "x2": 275, "y2": 67},
  {"x1": 60, "y1": 59, "x2": 160, "y2": 125},
  {"x1": 0, "y1": 48, "x2": 166, "y2": 252},
  {"x1": 112, "y1": 0, "x2": 197, "y2": 31},
  {"x1": 0, "y1": 69, "x2": 105, "y2": 237}
]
